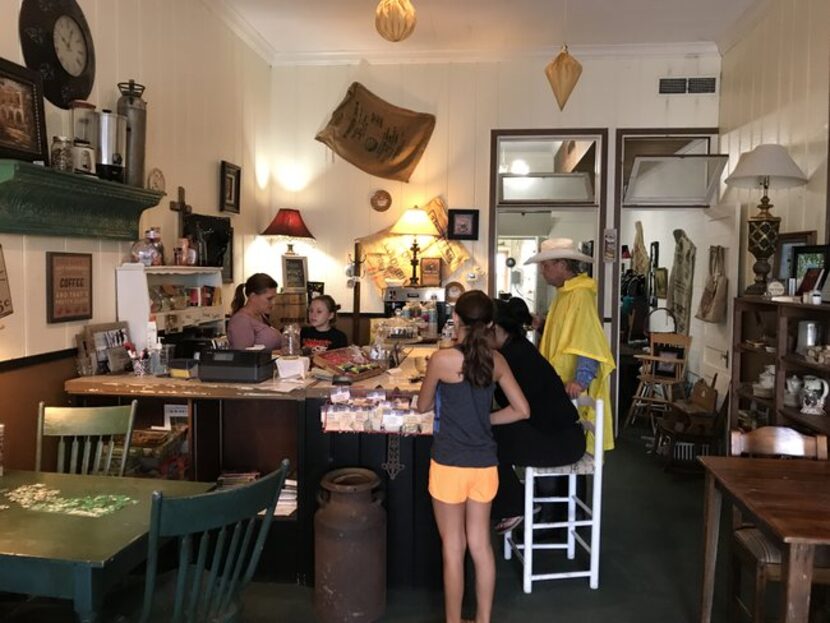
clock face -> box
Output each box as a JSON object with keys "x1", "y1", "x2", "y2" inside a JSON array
[
  {"x1": 53, "y1": 15, "x2": 87, "y2": 78},
  {"x1": 19, "y1": 0, "x2": 96, "y2": 109}
]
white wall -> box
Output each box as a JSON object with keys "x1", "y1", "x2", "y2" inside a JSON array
[
  {"x1": 0, "y1": 0, "x2": 272, "y2": 361},
  {"x1": 269, "y1": 51, "x2": 721, "y2": 314},
  {"x1": 719, "y1": 0, "x2": 830, "y2": 289}
]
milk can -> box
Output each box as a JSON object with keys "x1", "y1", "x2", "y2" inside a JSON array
[
  {"x1": 117, "y1": 80, "x2": 147, "y2": 187},
  {"x1": 315, "y1": 468, "x2": 386, "y2": 623}
]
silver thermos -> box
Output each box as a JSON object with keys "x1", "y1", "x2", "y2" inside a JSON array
[
  {"x1": 96, "y1": 109, "x2": 127, "y2": 183},
  {"x1": 117, "y1": 80, "x2": 147, "y2": 187}
]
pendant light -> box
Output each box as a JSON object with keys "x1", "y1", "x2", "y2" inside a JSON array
[
  {"x1": 375, "y1": 0, "x2": 417, "y2": 43},
  {"x1": 544, "y1": 1, "x2": 582, "y2": 110}
]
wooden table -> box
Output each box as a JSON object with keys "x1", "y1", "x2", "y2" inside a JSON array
[
  {"x1": 699, "y1": 456, "x2": 830, "y2": 623},
  {"x1": 0, "y1": 470, "x2": 211, "y2": 623}
]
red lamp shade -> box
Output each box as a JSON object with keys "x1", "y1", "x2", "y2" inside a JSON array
[{"x1": 261, "y1": 209, "x2": 315, "y2": 240}]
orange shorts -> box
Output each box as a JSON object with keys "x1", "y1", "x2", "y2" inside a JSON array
[{"x1": 428, "y1": 459, "x2": 498, "y2": 504}]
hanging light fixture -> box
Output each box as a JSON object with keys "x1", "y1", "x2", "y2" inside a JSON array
[
  {"x1": 375, "y1": 0, "x2": 417, "y2": 43},
  {"x1": 544, "y1": 0, "x2": 582, "y2": 110}
]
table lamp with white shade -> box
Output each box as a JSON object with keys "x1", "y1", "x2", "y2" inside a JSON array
[
  {"x1": 389, "y1": 205, "x2": 440, "y2": 286},
  {"x1": 725, "y1": 144, "x2": 808, "y2": 294}
]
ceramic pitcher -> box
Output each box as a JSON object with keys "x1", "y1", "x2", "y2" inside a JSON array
[{"x1": 800, "y1": 375, "x2": 829, "y2": 415}]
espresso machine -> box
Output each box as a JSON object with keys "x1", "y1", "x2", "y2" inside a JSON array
[{"x1": 382, "y1": 286, "x2": 449, "y2": 333}]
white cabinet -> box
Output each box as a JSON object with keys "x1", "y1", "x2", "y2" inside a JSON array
[{"x1": 116, "y1": 264, "x2": 225, "y2": 350}]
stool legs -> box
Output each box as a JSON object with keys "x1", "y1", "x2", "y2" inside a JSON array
[
  {"x1": 567, "y1": 474, "x2": 576, "y2": 560},
  {"x1": 523, "y1": 468, "x2": 535, "y2": 594}
]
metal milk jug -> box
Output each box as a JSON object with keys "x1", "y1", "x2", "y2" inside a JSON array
[{"x1": 117, "y1": 80, "x2": 147, "y2": 187}]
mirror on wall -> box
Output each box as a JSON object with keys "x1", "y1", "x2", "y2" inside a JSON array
[{"x1": 491, "y1": 131, "x2": 605, "y2": 319}]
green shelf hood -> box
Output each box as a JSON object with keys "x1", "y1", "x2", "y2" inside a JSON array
[{"x1": 0, "y1": 159, "x2": 164, "y2": 240}]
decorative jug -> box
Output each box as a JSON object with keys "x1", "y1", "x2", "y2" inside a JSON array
[
  {"x1": 800, "y1": 375, "x2": 829, "y2": 415},
  {"x1": 785, "y1": 374, "x2": 802, "y2": 395},
  {"x1": 758, "y1": 365, "x2": 775, "y2": 390}
]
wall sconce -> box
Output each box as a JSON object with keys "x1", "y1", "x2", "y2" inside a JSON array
[
  {"x1": 261, "y1": 208, "x2": 316, "y2": 255},
  {"x1": 725, "y1": 144, "x2": 807, "y2": 294},
  {"x1": 389, "y1": 204, "x2": 439, "y2": 286}
]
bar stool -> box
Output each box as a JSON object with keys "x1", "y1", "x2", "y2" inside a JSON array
[{"x1": 503, "y1": 397, "x2": 605, "y2": 593}]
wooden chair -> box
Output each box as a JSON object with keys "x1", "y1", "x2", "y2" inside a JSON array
[
  {"x1": 654, "y1": 380, "x2": 722, "y2": 470},
  {"x1": 625, "y1": 331, "x2": 691, "y2": 430},
  {"x1": 136, "y1": 459, "x2": 290, "y2": 623},
  {"x1": 503, "y1": 397, "x2": 605, "y2": 592},
  {"x1": 729, "y1": 427, "x2": 830, "y2": 623},
  {"x1": 35, "y1": 401, "x2": 137, "y2": 477}
]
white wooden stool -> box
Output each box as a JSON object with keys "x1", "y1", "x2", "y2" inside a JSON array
[{"x1": 503, "y1": 397, "x2": 605, "y2": 593}]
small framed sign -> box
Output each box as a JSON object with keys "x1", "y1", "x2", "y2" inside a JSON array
[
  {"x1": 420, "y1": 257, "x2": 442, "y2": 286},
  {"x1": 447, "y1": 209, "x2": 479, "y2": 241},
  {"x1": 282, "y1": 255, "x2": 308, "y2": 293},
  {"x1": 46, "y1": 252, "x2": 92, "y2": 323},
  {"x1": 219, "y1": 160, "x2": 241, "y2": 214}
]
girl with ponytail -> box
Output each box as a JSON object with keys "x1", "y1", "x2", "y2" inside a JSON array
[{"x1": 417, "y1": 290, "x2": 529, "y2": 623}]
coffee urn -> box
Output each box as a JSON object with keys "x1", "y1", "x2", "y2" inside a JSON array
[
  {"x1": 97, "y1": 109, "x2": 127, "y2": 182},
  {"x1": 117, "y1": 80, "x2": 147, "y2": 187}
]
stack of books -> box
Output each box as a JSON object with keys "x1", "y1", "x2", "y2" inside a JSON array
[{"x1": 218, "y1": 472, "x2": 297, "y2": 518}]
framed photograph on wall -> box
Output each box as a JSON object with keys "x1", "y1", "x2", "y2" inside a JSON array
[
  {"x1": 447, "y1": 209, "x2": 479, "y2": 241},
  {"x1": 793, "y1": 244, "x2": 830, "y2": 288},
  {"x1": 774, "y1": 230, "x2": 816, "y2": 280},
  {"x1": 282, "y1": 256, "x2": 308, "y2": 293},
  {"x1": 0, "y1": 57, "x2": 48, "y2": 163},
  {"x1": 219, "y1": 161, "x2": 241, "y2": 214},
  {"x1": 46, "y1": 252, "x2": 92, "y2": 323},
  {"x1": 654, "y1": 267, "x2": 669, "y2": 299},
  {"x1": 420, "y1": 257, "x2": 442, "y2": 286}
]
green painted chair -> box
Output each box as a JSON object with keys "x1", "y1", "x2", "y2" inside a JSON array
[
  {"x1": 35, "y1": 400, "x2": 138, "y2": 477},
  {"x1": 137, "y1": 459, "x2": 290, "y2": 623}
]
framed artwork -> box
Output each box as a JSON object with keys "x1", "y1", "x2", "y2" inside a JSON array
[
  {"x1": 0, "y1": 244, "x2": 12, "y2": 320},
  {"x1": 46, "y1": 252, "x2": 92, "y2": 323},
  {"x1": 774, "y1": 230, "x2": 817, "y2": 280},
  {"x1": 793, "y1": 244, "x2": 830, "y2": 289},
  {"x1": 282, "y1": 255, "x2": 308, "y2": 293},
  {"x1": 222, "y1": 227, "x2": 234, "y2": 283},
  {"x1": 0, "y1": 57, "x2": 48, "y2": 163},
  {"x1": 182, "y1": 213, "x2": 232, "y2": 273},
  {"x1": 654, "y1": 267, "x2": 669, "y2": 299},
  {"x1": 447, "y1": 209, "x2": 479, "y2": 240},
  {"x1": 219, "y1": 161, "x2": 241, "y2": 214},
  {"x1": 420, "y1": 257, "x2": 442, "y2": 286}
]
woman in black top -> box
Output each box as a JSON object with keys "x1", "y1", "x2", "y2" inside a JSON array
[{"x1": 491, "y1": 297, "x2": 586, "y2": 531}]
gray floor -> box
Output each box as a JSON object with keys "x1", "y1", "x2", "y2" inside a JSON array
[{"x1": 240, "y1": 430, "x2": 734, "y2": 622}]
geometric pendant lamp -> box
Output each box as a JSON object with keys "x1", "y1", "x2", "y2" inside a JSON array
[
  {"x1": 545, "y1": 45, "x2": 583, "y2": 110},
  {"x1": 375, "y1": 0, "x2": 417, "y2": 42}
]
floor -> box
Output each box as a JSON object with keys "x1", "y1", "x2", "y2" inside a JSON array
[{"x1": 240, "y1": 429, "x2": 734, "y2": 622}]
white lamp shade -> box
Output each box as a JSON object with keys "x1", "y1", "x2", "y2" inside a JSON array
[
  {"x1": 725, "y1": 144, "x2": 808, "y2": 189},
  {"x1": 389, "y1": 205, "x2": 440, "y2": 237}
]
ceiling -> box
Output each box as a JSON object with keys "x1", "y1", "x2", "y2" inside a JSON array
[{"x1": 213, "y1": 0, "x2": 762, "y2": 64}]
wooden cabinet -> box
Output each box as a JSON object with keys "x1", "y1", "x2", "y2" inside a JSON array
[
  {"x1": 116, "y1": 264, "x2": 225, "y2": 350},
  {"x1": 731, "y1": 296, "x2": 830, "y2": 435}
]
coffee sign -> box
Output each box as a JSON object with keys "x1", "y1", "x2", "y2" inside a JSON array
[
  {"x1": 46, "y1": 252, "x2": 92, "y2": 323},
  {"x1": 0, "y1": 245, "x2": 12, "y2": 319}
]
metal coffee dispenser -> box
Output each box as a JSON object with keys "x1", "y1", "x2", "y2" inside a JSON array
[
  {"x1": 117, "y1": 80, "x2": 147, "y2": 187},
  {"x1": 97, "y1": 109, "x2": 127, "y2": 182}
]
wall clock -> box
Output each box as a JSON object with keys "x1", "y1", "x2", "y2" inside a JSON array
[{"x1": 19, "y1": 0, "x2": 96, "y2": 109}]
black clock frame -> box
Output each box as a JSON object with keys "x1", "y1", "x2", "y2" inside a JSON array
[{"x1": 18, "y1": 0, "x2": 96, "y2": 110}]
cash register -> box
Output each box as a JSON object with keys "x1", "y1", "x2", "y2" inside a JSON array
[{"x1": 198, "y1": 349, "x2": 274, "y2": 383}]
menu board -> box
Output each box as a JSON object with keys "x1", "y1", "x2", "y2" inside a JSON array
[
  {"x1": 46, "y1": 252, "x2": 92, "y2": 323},
  {"x1": 0, "y1": 245, "x2": 11, "y2": 320}
]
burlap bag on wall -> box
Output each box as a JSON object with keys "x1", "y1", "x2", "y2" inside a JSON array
[{"x1": 315, "y1": 82, "x2": 436, "y2": 183}]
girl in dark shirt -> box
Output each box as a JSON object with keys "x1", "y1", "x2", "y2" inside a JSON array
[
  {"x1": 491, "y1": 297, "x2": 586, "y2": 532},
  {"x1": 300, "y1": 295, "x2": 348, "y2": 353}
]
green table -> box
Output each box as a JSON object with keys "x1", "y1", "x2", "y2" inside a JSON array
[{"x1": 0, "y1": 470, "x2": 211, "y2": 622}]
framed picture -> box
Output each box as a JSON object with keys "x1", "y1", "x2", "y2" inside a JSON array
[
  {"x1": 222, "y1": 227, "x2": 234, "y2": 283},
  {"x1": 420, "y1": 257, "x2": 442, "y2": 286},
  {"x1": 654, "y1": 267, "x2": 669, "y2": 299},
  {"x1": 46, "y1": 252, "x2": 92, "y2": 323},
  {"x1": 307, "y1": 281, "x2": 325, "y2": 304},
  {"x1": 774, "y1": 230, "x2": 816, "y2": 280},
  {"x1": 0, "y1": 244, "x2": 12, "y2": 320},
  {"x1": 447, "y1": 209, "x2": 479, "y2": 240},
  {"x1": 282, "y1": 255, "x2": 308, "y2": 293},
  {"x1": 0, "y1": 57, "x2": 48, "y2": 163},
  {"x1": 182, "y1": 213, "x2": 232, "y2": 273},
  {"x1": 794, "y1": 245, "x2": 830, "y2": 289},
  {"x1": 219, "y1": 161, "x2": 241, "y2": 214}
]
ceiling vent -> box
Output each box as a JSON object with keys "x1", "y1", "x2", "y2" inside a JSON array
[{"x1": 658, "y1": 76, "x2": 717, "y2": 95}]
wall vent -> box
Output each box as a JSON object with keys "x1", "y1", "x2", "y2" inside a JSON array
[{"x1": 658, "y1": 76, "x2": 718, "y2": 95}]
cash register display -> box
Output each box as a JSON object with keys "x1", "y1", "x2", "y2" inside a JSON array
[{"x1": 212, "y1": 352, "x2": 234, "y2": 361}]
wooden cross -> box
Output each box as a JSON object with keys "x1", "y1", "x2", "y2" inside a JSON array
[{"x1": 169, "y1": 186, "x2": 192, "y2": 237}]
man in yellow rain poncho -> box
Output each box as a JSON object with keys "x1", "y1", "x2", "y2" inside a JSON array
[{"x1": 526, "y1": 238, "x2": 615, "y2": 451}]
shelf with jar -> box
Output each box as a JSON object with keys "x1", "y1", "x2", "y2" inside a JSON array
[
  {"x1": 730, "y1": 296, "x2": 830, "y2": 435},
  {"x1": 116, "y1": 264, "x2": 225, "y2": 351}
]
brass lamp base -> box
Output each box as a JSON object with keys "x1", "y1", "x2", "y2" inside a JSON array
[
  {"x1": 407, "y1": 239, "x2": 421, "y2": 286},
  {"x1": 745, "y1": 199, "x2": 780, "y2": 295}
]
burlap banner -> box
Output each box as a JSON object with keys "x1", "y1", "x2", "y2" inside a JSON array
[{"x1": 315, "y1": 82, "x2": 436, "y2": 183}]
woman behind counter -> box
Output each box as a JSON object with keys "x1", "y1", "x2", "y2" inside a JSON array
[
  {"x1": 491, "y1": 297, "x2": 586, "y2": 533},
  {"x1": 227, "y1": 273, "x2": 282, "y2": 350}
]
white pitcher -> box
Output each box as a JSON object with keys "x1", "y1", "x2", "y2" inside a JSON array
[{"x1": 800, "y1": 375, "x2": 829, "y2": 415}]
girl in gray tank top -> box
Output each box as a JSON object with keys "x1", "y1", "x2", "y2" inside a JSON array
[{"x1": 416, "y1": 290, "x2": 529, "y2": 623}]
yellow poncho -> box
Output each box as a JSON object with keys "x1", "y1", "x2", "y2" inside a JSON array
[{"x1": 540, "y1": 273, "x2": 616, "y2": 451}]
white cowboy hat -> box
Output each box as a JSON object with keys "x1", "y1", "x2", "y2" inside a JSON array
[{"x1": 524, "y1": 237, "x2": 594, "y2": 265}]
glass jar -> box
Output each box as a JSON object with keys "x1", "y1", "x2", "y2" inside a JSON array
[
  {"x1": 148, "y1": 227, "x2": 165, "y2": 265},
  {"x1": 282, "y1": 323, "x2": 301, "y2": 356},
  {"x1": 130, "y1": 229, "x2": 162, "y2": 266},
  {"x1": 50, "y1": 136, "x2": 73, "y2": 172}
]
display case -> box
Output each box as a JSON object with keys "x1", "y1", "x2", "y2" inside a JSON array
[
  {"x1": 116, "y1": 264, "x2": 225, "y2": 351},
  {"x1": 731, "y1": 296, "x2": 830, "y2": 436}
]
